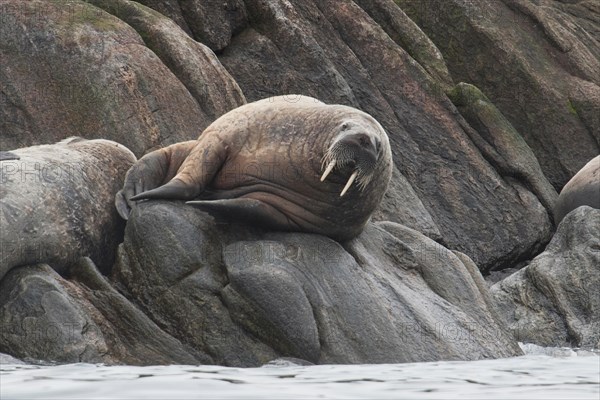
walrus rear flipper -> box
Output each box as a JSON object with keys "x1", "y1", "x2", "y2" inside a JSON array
[
  {"x1": 115, "y1": 190, "x2": 131, "y2": 220},
  {"x1": 130, "y1": 178, "x2": 200, "y2": 201},
  {"x1": 186, "y1": 198, "x2": 298, "y2": 231}
]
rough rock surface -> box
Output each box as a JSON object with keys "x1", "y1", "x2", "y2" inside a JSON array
[
  {"x1": 0, "y1": 260, "x2": 201, "y2": 365},
  {"x1": 108, "y1": 201, "x2": 521, "y2": 366},
  {"x1": 448, "y1": 83, "x2": 558, "y2": 213},
  {"x1": 397, "y1": 0, "x2": 600, "y2": 189},
  {"x1": 136, "y1": 0, "x2": 249, "y2": 52},
  {"x1": 86, "y1": 0, "x2": 246, "y2": 121},
  {"x1": 491, "y1": 207, "x2": 600, "y2": 349},
  {"x1": 0, "y1": 0, "x2": 244, "y2": 156}
]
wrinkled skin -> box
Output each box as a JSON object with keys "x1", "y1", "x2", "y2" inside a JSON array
[
  {"x1": 1, "y1": 138, "x2": 136, "y2": 281},
  {"x1": 116, "y1": 96, "x2": 393, "y2": 241},
  {"x1": 554, "y1": 155, "x2": 600, "y2": 224}
]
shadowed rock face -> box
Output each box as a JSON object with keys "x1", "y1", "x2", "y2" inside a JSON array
[
  {"x1": 0, "y1": 199, "x2": 522, "y2": 365},
  {"x1": 397, "y1": 0, "x2": 600, "y2": 190},
  {"x1": 1, "y1": 201, "x2": 517, "y2": 366},
  {"x1": 491, "y1": 207, "x2": 600, "y2": 349},
  {"x1": 112, "y1": 202, "x2": 521, "y2": 365},
  {"x1": 0, "y1": 261, "x2": 203, "y2": 365}
]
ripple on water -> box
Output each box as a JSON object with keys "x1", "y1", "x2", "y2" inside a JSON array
[{"x1": 1, "y1": 347, "x2": 598, "y2": 400}]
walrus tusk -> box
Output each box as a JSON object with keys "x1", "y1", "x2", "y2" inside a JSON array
[
  {"x1": 321, "y1": 159, "x2": 336, "y2": 182},
  {"x1": 340, "y1": 170, "x2": 358, "y2": 197}
]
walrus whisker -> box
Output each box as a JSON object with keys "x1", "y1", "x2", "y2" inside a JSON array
[
  {"x1": 340, "y1": 170, "x2": 359, "y2": 197},
  {"x1": 321, "y1": 159, "x2": 336, "y2": 182},
  {"x1": 357, "y1": 174, "x2": 371, "y2": 191}
]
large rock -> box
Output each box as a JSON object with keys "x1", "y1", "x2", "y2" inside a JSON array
[
  {"x1": 0, "y1": 260, "x2": 202, "y2": 365},
  {"x1": 136, "y1": 0, "x2": 249, "y2": 52},
  {"x1": 86, "y1": 0, "x2": 246, "y2": 121},
  {"x1": 0, "y1": 0, "x2": 244, "y2": 156},
  {"x1": 448, "y1": 83, "x2": 558, "y2": 213},
  {"x1": 397, "y1": 0, "x2": 600, "y2": 189},
  {"x1": 491, "y1": 207, "x2": 600, "y2": 349},
  {"x1": 109, "y1": 201, "x2": 521, "y2": 366}
]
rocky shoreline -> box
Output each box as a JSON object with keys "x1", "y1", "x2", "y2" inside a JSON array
[{"x1": 0, "y1": 0, "x2": 598, "y2": 365}]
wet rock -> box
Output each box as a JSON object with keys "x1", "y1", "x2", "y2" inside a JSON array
[
  {"x1": 0, "y1": 260, "x2": 203, "y2": 365},
  {"x1": 491, "y1": 207, "x2": 600, "y2": 349}
]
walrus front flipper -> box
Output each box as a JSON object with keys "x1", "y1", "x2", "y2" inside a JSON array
[
  {"x1": 129, "y1": 136, "x2": 229, "y2": 203},
  {"x1": 186, "y1": 198, "x2": 299, "y2": 231},
  {"x1": 115, "y1": 190, "x2": 131, "y2": 220},
  {"x1": 116, "y1": 141, "x2": 198, "y2": 219},
  {"x1": 0, "y1": 151, "x2": 20, "y2": 161}
]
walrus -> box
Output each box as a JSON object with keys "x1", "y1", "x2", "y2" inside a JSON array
[
  {"x1": 553, "y1": 155, "x2": 599, "y2": 224},
  {"x1": 115, "y1": 95, "x2": 393, "y2": 241},
  {"x1": 0, "y1": 138, "x2": 136, "y2": 281}
]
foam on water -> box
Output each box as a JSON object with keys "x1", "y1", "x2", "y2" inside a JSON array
[{"x1": 1, "y1": 345, "x2": 598, "y2": 400}]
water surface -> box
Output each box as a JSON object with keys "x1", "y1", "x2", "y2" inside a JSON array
[{"x1": 1, "y1": 345, "x2": 598, "y2": 399}]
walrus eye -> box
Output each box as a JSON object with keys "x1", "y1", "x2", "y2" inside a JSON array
[{"x1": 341, "y1": 122, "x2": 350, "y2": 131}]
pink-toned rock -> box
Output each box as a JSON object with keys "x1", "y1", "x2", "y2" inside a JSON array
[
  {"x1": 0, "y1": 0, "x2": 244, "y2": 157},
  {"x1": 397, "y1": 0, "x2": 600, "y2": 189}
]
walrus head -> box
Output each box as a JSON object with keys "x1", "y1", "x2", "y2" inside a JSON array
[{"x1": 320, "y1": 121, "x2": 382, "y2": 196}]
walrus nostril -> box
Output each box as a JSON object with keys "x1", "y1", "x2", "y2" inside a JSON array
[
  {"x1": 358, "y1": 135, "x2": 370, "y2": 147},
  {"x1": 341, "y1": 133, "x2": 373, "y2": 150}
]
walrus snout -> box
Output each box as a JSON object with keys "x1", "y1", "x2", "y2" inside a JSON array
[
  {"x1": 321, "y1": 132, "x2": 379, "y2": 196},
  {"x1": 341, "y1": 133, "x2": 380, "y2": 156}
]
